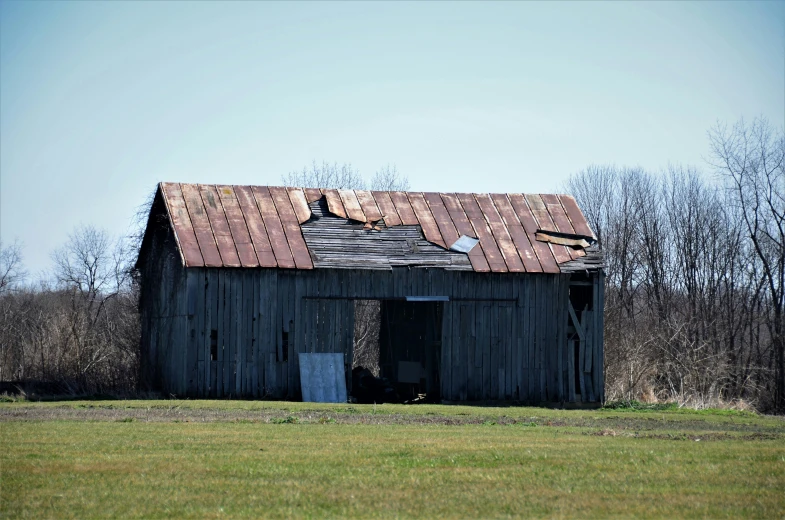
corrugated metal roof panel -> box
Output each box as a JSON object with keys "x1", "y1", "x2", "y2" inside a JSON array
[{"x1": 156, "y1": 182, "x2": 598, "y2": 273}]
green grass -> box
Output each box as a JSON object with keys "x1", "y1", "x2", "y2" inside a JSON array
[{"x1": 1, "y1": 401, "x2": 784, "y2": 519}]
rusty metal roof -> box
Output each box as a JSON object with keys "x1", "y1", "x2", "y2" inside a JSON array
[{"x1": 158, "y1": 182, "x2": 596, "y2": 274}]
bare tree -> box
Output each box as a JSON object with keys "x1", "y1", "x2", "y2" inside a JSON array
[
  {"x1": 281, "y1": 161, "x2": 366, "y2": 189},
  {"x1": 709, "y1": 117, "x2": 785, "y2": 411},
  {"x1": 567, "y1": 162, "x2": 773, "y2": 409},
  {"x1": 0, "y1": 240, "x2": 26, "y2": 294},
  {"x1": 282, "y1": 161, "x2": 411, "y2": 192},
  {"x1": 371, "y1": 164, "x2": 410, "y2": 191}
]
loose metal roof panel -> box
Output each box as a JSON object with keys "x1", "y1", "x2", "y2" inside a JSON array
[{"x1": 157, "y1": 182, "x2": 597, "y2": 273}]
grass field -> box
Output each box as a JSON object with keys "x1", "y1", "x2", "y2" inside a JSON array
[{"x1": 1, "y1": 400, "x2": 784, "y2": 518}]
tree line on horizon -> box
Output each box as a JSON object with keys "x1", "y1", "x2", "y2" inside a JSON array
[{"x1": 0, "y1": 117, "x2": 782, "y2": 412}]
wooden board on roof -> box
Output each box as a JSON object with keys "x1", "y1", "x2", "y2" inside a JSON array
[
  {"x1": 338, "y1": 190, "x2": 366, "y2": 222},
  {"x1": 355, "y1": 190, "x2": 383, "y2": 222},
  {"x1": 370, "y1": 191, "x2": 402, "y2": 227},
  {"x1": 198, "y1": 185, "x2": 242, "y2": 267},
  {"x1": 323, "y1": 189, "x2": 347, "y2": 219},
  {"x1": 558, "y1": 194, "x2": 595, "y2": 238},
  {"x1": 525, "y1": 194, "x2": 572, "y2": 264},
  {"x1": 489, "y1": 193, "x2": 542, "y2": 273},
  {"x1": 269, "y1": 187, "x2": 313, "y2": 269},
  {"x1": 457, "y1": 193, "x2": 508, "y2": 273},
  {"x1": 286, "y1": 188, "x2": 312, "y2": 224},
  {"x1": 507, "y1": 194, "x2": 561, "y2": 273},
  {"x1": 389, "y1": 191, "x2": 418, "y2": 225},
  {"x1": 540, "y1": 194, "x2": 581, "y2": 260},
  {"x1": 217, "y1": 185, "x2": 259, "y2": 267},
  {"x1": 303, "y1": 188, "x2": 323, "y2": 204},
  {"x1": 160, "y1": 183, "x2": 204, "y2": 267},
  {"x1": 233, "y1": 186, "x2": 277, "y2": 268},
  {"x1": 407, "y1": 192, "x2": 446, "y2": 249},
  {"x1": 251, "y1": 186, "x2": 296, "y2": 269},
  {"x1": 180, "y1": 183, "x2": 223, "y2": 267},
  {"x1": 423, "y1": 192, "x2": 460, "y2": 250},
  {"x1": 474, "y1": 194, "x2": 525, "y2": 272},
  {"x1": 439, "y1": 193, "x2": 490, "y2": 272}
]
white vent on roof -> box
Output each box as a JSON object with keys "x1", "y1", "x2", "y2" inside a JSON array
[{"x1": 449, "y1": 235, "x2": 479, "y2": 253}]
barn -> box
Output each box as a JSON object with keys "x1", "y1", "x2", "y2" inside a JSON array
[{"x1": 135, "y1": 183, "x2": 604, "y2": 404}]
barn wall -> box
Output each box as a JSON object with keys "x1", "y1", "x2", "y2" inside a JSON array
[
  {"x1": 145, "y1": 266, "x2": 604, "y2": 404},
  {"x1": 138, "y1": 219, "x2": 188, "y2": 395}
]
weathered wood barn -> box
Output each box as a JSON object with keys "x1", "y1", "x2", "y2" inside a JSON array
[{"x1": 136, "y1": 183, "x2": 604, "y2": 404}]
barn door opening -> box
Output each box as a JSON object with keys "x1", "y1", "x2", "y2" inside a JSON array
[{"x1": 378, "y1": 300, "x2": 443, "y2": 403}]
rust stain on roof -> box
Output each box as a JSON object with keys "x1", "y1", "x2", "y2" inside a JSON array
[{"x1": 157, "y1": 183, "x2": 597, "y2": 273}]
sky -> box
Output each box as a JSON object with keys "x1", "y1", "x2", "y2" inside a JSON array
[{"x1": 1, "y1": 1, "x2": 783, "y2": 276}]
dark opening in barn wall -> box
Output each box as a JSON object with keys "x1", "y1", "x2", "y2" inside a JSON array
[
  {"x1": 379, "y1": 300, "x2": 443, "y2": 403},
  {"x1": 352, "y1": 300, "x2": 382, "y2": 377},
  {"x1": 568, "y1": 280, "x2": 594, "y2": 396},
  {"x1": 350, "y1": 299, "x2": 443, "y2": 404}
]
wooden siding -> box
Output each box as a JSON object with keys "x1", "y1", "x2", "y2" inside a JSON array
[{"x1": 141, "y1": 261, "x2": 604, "y2": 403}]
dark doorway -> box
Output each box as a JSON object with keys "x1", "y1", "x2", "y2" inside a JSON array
[{"x1": 379, "y1": 300, "x2": 444, "y2": 402}]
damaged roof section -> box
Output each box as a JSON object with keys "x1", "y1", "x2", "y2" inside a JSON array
[
  {"x1": 156, "y1": 182, "x2": 600, "y2": 274},
  {"x1": 535, "y1": 230, "x2": 596, "y2": 249}
]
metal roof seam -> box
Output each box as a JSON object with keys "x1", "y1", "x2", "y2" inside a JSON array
[
  {"x1": 558, "y1": 194, "x2": 596, "y2": 239},
  {"x1": 556, "y1": 195, "x2": 589, "y2": 259},
  {"x1": 490, "y1": 193, "x2": 542, "y2": 273},
  {"x1": 450, "y1": 193, "x2": 492, "y2": 269},
  {"x1": 233, "y1": 185, "x2": 276, "y2": 267},
  {"x1": 524, "y1": 194, "x2": 560, "y2": 265},
  {"x1": 213, "y1": 184, "x2": 247, "y2": 267},
  {"x1": 526, "y1": 194, "x2": 571, "y2": 265},
  {"x1": 370, "y1": 191, "x2": 403, "y2": 227},
  {"x1": 423, "y1": 192, "x2": 460, "y2": 250},
  {"x1": 159, "y1": 182, "x2": 189, "y2": 267},
  {"x1": 507, "y1": 193, "x2": 560, "y2": 273},
  {"x1": 406, "y1": 191, "x2": 447, "y2": 249},
  {"x1": 355, "y1": 190, "x2": 383, "y2": 223},
  {"x1": 269, "y1": 186, "x2": 313, "y2": 269},
  {"x1": 439, "y1": 193, "x2": 491, "y2": 272},
  {"x1": 181, "y1": 183, "x2": 223, "y2": 267},
  {"x1": 224, "y1": 185, "x2": 261, "y2": 267},
  {"x1": 475, "y1": 193, "x2": 526, "y2": 273},
  {"x1": 457, "y1": 192, "x2": 507, "y2": 272},
  {"x1": 251, "y1": 186, "x2": 295, "y2": 268},
  {"x1": 540, "y1": 193, "x2": 579, "y2": 261},
  {"x1": 268, "y1": 187, "x2": 303, "y2": 268},
  {"x1": 201, "y1": 185, "x2": 241, "y2": 267}
]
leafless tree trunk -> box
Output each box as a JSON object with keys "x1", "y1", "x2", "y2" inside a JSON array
[{"x1": 709, "y1": 117, "x2": 785, "y2": 412}]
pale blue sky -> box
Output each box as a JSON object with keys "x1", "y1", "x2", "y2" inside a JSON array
[{"x1": 1, "y1": 1, "x2": 783, "y2": 275}]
